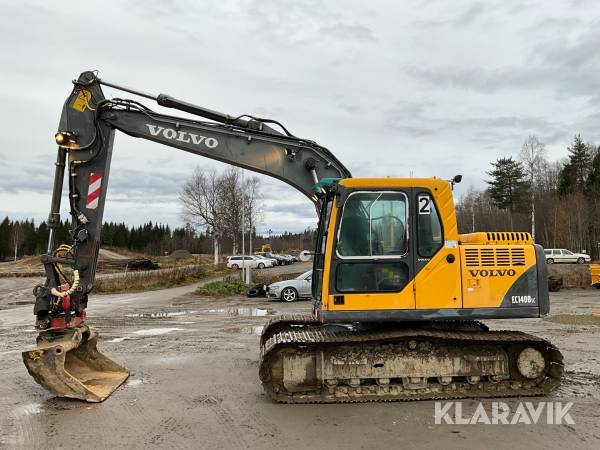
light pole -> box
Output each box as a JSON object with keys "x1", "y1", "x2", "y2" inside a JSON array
[{"x1": 241, "y1": 169, "x2": 251, "y2": 284}]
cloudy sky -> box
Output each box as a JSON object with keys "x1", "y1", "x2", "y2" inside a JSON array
[{"x1": 1, "y1": 0, "x2": 598, "y2": 234}]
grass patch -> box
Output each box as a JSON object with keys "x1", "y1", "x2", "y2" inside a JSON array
[
  {"x1": 93, "y1": 264, "x2": 228, "y2": 294},
  {"x1": 195, "y1": 279, "x2": 249, "y2": 297}
]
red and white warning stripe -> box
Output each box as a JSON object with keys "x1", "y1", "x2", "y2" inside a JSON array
[{"x1": 86, "y1": 172, "x2": 102, "y2": 209}]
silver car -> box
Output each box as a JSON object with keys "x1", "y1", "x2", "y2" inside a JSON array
[
  {"x1": 267, "y1": 270, "x2": 312, "y2": 302},
  {"x1": 544, "y1": 249, "x2": 591, "y2": 264}
]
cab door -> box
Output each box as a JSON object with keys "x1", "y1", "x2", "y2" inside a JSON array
[
  {"x1": 412, "y1": 190, "x2": 462, "y2": 310},
  {"x1": 325, "y1": 190, "x2": 415, "y2": 312}
]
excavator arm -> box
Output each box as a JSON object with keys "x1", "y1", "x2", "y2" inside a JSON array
[{"x1": 23, "y1": 71, "x2": 350, "y2": 401}]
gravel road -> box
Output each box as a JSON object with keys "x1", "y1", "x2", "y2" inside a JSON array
[{"x1": 0, "y1": 273, "x2": 599, "y2": 449}]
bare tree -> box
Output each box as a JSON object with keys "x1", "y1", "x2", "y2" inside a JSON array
[
  {"x1": 10, "y1": 222, "x2": 21, "y2": 261},
  {"x1": 243, "y1": 176, "x2": 263, "y2": 253},
  {"x1": 218, "y1": 168, "x2": 243, "y2": 254},
  {"x1": 180, "y1": 168, "x2": 226, "y2": 264},
  {"x1": 180, "y1": 167, "x2": 264, "y2": 260},
  {"x1": 519, "y1": 135, "x2": 546, "y2": 242}
]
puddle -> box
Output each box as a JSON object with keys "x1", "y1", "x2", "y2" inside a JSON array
[
  {"x1": 132, "y1": 328, "x2": 184, "y2": 336},
  {"x1": 13, "y1": 403, "x2": 43, "y2": 417},
  {"x1": 127, "y1": 379, "x2": 143, "y2": 387},
  {"x1": 109, "y1": 336, "x2": 134, "y2": 343},
  {"x1": 207, "y1": 307, "x2": 275, "y2": 317},
  {"x1": 108, "y1": 328, "x2": 184, "y2": 342},
  {"x1": 125, "y1": 311, "x2": 197, "y2": 318},
  {"x1": 223, "y1": 325, "x2": 264, "y2": 335}
]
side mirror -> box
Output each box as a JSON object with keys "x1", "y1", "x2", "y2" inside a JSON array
[
  {"x1": 450, "y1": 174, "x2": 462, "y2": 190},
  {"x1": 299, "y1": 250, "x2": 314, "y2": 262}
]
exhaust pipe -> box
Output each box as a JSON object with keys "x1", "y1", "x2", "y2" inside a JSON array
[{"x1": 22, "y1": 325, "x2": 129, "y2": 402}]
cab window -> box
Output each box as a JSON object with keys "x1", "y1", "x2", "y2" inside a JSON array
[
  {"x1": 417, "y1": 193, "x2": 443, "y2": 258},
  {"x1": 337, "y1": 192, "x2": 407, "y2": 258},
  {"x1": 336, "y1": 262, "x2": 408, "y2": 293}
]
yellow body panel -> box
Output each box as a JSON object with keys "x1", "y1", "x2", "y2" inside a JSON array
[
  {"x1": 591, "y1": 264, "x2": 600, "y2": 287},
  {"x1": 414, "y1": 247, "x2": 462, "y2": 309},
  {"x1": 459, "y1": 232, "x2": 532, "y2": 245},
  {"x1": 319, "y1": 177, "x2": 538, "y2": 313},
  {"x1": 459, "y1": 245, "x2": 536, "y2": 308}
]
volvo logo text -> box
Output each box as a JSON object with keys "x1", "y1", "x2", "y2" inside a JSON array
[
  {"x1": 468, "y1": 269, "x2": 516, "y2": 277},
  {"x1": 146, "y1": 124, "x2": 218, "y2": 149}
]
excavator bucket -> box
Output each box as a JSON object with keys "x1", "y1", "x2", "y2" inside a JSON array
[{"x1": 22, "y1": 325, "x2": 129, "y2": 402}]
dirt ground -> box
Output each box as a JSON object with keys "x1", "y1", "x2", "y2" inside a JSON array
[{"x1": 1, "y1": 269, "x2": 599, "y2": 449}]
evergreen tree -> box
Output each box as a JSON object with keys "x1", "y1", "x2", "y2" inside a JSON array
[
  {"x1": 37, "y1": 221, "x2": 49, "y2": 254},
  {"x1": 558, "y1": 135, "x2": 593, "y2": 196},
  {"x1": 486, "y1": 157, "x2": 528, "y2": 211},
  {"x1": 585, "y1": 147, "x2": 600, "y2": 200},
  {"x1": 0, "y1": 217, "x2": 9, "y2": 260}
]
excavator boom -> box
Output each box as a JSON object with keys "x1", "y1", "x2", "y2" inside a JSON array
[{"x1": 24, "y1": 71, "x2": 350, "y2": 401}]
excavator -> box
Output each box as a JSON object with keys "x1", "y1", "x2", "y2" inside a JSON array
[{"x1": 23, "y1": 71, "x2": 563, "y2": 403}]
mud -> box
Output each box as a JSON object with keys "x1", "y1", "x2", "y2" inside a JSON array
[
  {"x1": 0, "y1": 271, "x2": 599, "y2": 449},
  {"x1": 548, "y1": 264, "x2": 593, "y2": 288},
  {"x1": 546, "y1": 314, "x2": 600, "y2": 326}
]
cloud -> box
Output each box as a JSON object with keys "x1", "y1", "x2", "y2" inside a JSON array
[
  {"x1": 2, "y1": 0, "x2": 599, "y2": 231},
  {"x1": 404, "y1": 24, "x2": 600, "y2": 104},
  {"x1": 319, "y1": 23, "x2": 376, "y2": 42},
  {"x1": 414, "y1": 1, "x2": 497, "y2": 28},
  {"x1": 453, "y1": 2, "x2": 488, "y2": 26}
]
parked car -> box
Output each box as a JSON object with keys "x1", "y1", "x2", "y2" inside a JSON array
[
  {"x1": 255, "y1": 254, "x2": 277, "y2": 267},
  {"x1": 227, "y1": 255, "x2": 273, "y2": 269},
  {"x1": 266, "y1": 270, "x2": 312, "y2": 302},
  {"x1": 280, "y1": 254, "x2": 295, "y2": 265},
  {"x1": 254, "y1": 254, "x2": 277, "y2": 265},
  {"x1": 544, "y1": 248, "x2": 591, "y2": 264},
  {"x1": 259, "y1": 252, "x2": 286, "y2": 266}
]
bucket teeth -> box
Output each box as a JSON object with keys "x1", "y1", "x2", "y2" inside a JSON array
[{"x1": 22, "y1": 325, "x2": 129, "y2": 402}]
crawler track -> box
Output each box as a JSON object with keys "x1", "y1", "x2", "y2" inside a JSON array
[{"x1": 259, "y1": 315, "x2": 563, "y2": 403}]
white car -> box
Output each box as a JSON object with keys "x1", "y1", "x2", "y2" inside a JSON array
[
  {"x1": 227, "y1": 255, "x2": 273, "y2": 269},
  {"x1": 266, "y1": 270, "x2": 312, "y2": 302},
  {"x1": 255, "y1": 254, "x2": 278, "y2": 266},
  {"x1": 544, "y1": 249, "x2": 591, "y2": 264}
]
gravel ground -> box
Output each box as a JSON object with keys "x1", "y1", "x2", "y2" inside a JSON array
[
  {"x1": 0, "y1": 275, "x2": 598, "y2": 449},
  {"x1": 0, "y1": 262, "x2": 300, "y2": 310}
]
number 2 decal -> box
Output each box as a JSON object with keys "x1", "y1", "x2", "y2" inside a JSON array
[{"x1": 418, "y1": 195, "x2": 431, "y2": 214}]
